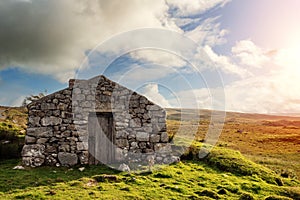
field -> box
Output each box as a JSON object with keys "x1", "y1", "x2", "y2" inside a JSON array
[
  {"x1": 166, "y1": 108, "x2": 300, "y2": 179},
  {"x1": 0, "y1": 107, "x2": 299, "y2": 199}
]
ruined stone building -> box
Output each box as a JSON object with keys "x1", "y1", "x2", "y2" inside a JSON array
[{"x1": 22, "y1": 75, "x2": 175, "y2": 167}]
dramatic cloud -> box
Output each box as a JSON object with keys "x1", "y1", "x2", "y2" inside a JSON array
[
  {"x1": 0, "y1": 0, "x2": 235, "y2": 83},
  {"x1": 0, "y1": 0, "x2": 171, "y2": 82}
]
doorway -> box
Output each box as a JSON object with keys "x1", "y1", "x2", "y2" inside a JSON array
[{"x1": 88, "y1": 112, "x2": 115, "y2": 164}]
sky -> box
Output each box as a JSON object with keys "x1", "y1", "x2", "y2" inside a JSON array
[{"x1": 0, "y1": 0, "x2": 300, "y2": 114}]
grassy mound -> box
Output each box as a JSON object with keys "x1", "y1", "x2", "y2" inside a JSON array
[{"x1": 180, "y1": 142, "x2": 290, "y2": 185}]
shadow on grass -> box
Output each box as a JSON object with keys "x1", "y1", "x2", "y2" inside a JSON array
[{"x1": 0, "y1": 159, "x2": 120, "y2": 193}]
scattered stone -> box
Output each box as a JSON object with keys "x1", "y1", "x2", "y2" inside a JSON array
[
  {"x1": 13, "y1": 165, "x2": 25, "y2": 170},
  {"x1": 118, "y1": 163, "x2": 130, "y2": 172},
  {"x1": 78, "y1": 167, "x2": 85, "y2": 172}
]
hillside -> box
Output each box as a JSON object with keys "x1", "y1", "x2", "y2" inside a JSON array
[
  {"x1": 0, "y1": 107, "x2": 299, "y2": 199},
  {"x1": 166, "y1": 108, "x2": 300, "y2": 180}
]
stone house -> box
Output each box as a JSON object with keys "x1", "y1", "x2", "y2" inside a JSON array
[{"x1": 22, "y1": 75, "x2": 175, "y2": 167}]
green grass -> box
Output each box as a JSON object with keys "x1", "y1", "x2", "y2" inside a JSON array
[{"x1": 0, "y1": 146, "x2": 299, "y2": 200}]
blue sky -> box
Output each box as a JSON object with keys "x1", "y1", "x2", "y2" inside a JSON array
[{"x1": 0, "y1": 0, "x2": 300, "y2": 114}]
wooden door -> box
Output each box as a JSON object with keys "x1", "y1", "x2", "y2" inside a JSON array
[{"x1": 88, "y1": 112, "x2": 115, "y2": 165}]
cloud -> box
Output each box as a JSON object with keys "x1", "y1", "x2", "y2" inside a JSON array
[
  {"x1": 200, "y1": 45, "x2": 250, "y2": 78},
  {"x1": 232, "y1": 40, "x2": 270, "y2": 68},
  {"x1": 0, "y1": 0, "x2": 234, "y2": 83},
  {"x1": 0, "y1": 0, "x2": 171, "y2": 82},
  {"x1": 110, "y1": 63, "x2": 177, "y2": 89},
  {"x1": 166, "y1": 0, "x2": 231, "y2": 17},
  {"x1": 130, "y1": 49, "x2": 187, "y2": 68},
  {"x1": 185, "y1": 17, "x2": 229, "y2": 46},
  {"x1": 140, "y1": 83, "x2": 171, "y2": 108},
  {"x1": 176, "y1": 71, "x2": 300, "y2": 114}
]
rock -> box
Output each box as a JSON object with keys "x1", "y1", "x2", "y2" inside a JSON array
[
  {"x1": 22, "y1": 144, "x2": 45, "y2": 157},
  {"x1": 13, "y1": 165, "x2": 25, "y2": 170},
  {"x1": 37, "y1": 138, "x2": 48, "y2": 144},
  {"x1": 160, "y1": 132, "x2": 169, "y2": 142},
  {"x1": 150, "y1": 134, "x2": 160, "y2": 143},
  {"x1": 136, "y1": 132, "x2": 149, "y2": 142},
  {"x1": 79, "y1": 151, "x2": 89, "y2": 164},
  {"x1": 41, "y1": 116, "x2": 62, "y2": 126},
  {"x1": 25, "y1": 136, "x2": 36, "y2": 144},
  {"x1": 76, "y1": 142, "x2": 88, "y2": 151},
  {"x1": 130, "y1": 142, "x2": 138, "y2": 149},
  {"x1": 22, "y1": 156, "x2": 45, "y2": 167},
  {"x1": 58, "y1": 152, "x2": 78, "y2": 166},
  {"x1": 45, "y1": 155, "x2": 58, "y2": 166},
  {"x1": 58, "y1": 144, "x2": 70, "y2": 152},
  {"x1": 28, "y1": 117, "x2": 40, "y2": 126},
  {"x1": 22, "y1": 144, "x2": 46, "y2": 167},
  {"x1": 116, "y1": 139, "x2": 129, "y2": 148},
  {"x1": 118, "y1": 163, "x2": 130, "y2": 172},
  {"x1": 154, "y1": 143, "x2": 172, "y2": 153},
  {"x1": 27, "y1": 127, "x2": 53, "y2": 138},
  {"x1": 78, "y1": 167, "x2": 85, "y2": 172}
]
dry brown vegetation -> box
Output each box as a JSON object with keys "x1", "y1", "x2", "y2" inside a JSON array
[{"x1": 166, "y1": 108, "x2": 300, "y2": 179}]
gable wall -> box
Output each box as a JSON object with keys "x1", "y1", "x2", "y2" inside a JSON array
[{"x1": 22, "y1": 76, "x2": 174, "y2": 167}]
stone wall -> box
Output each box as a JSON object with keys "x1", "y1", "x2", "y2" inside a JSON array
[{"x1": 22, "y1": 75, "x2": 175, "y2": 167}]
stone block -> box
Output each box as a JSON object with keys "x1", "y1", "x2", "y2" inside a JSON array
[
  {"x1": 149, "y1": 134, "x2": 160, "y2": 143},
  {"x1": 27, "y1": 127, "x2": 53, "y2": 138},
  {"x1": 76, "y1": 142, "x2": 88, "y2": 151},
  {"x1": 37, "y1": 138, "x2": 48, "y2": 144},
  {"x1": 154, "y1": 143, "x2": 172, "y2": 153},
  {"x1": 58, "y1": 152, "x2": 78, "y2": 166},
  {"x1": 130, "y1": 142, "x2": 138, "y2": 149},
  {"x1": 21, "y1": 144, "x2": 45, "y2": 158},
  {"x1": 59, "y1": 144, "x2": 70, "y2": 152},
  {"x1": 116, "y1": 139, "x2": 129, "y2": 148},
  {"x1": 41, "y1": 116, "x2": 62, "y2": 126},
  {"x1": 25, "y1": 136, "x2": 36, "y2": 144},
  {"x1": 136, "y1": 132, "x2": 149, "y2": 142},
  {"x1": 160, "y1": 132, "x2": 169, "y2": 142},
  {"x1": 45, "y1": 146, "x2": 57, "y2": 153},
  {"x1": 115, "y1": 130, "x2": 128, "y2": 139},
  {"x1": 28, "y1": 117, "x2": 40, "y2": 127}
]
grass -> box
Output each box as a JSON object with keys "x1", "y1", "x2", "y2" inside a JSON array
[
  {"x1": 0, "y1": 145, "x2": 299, "y2": 200},
  {"x1": 0, "y1": 107, "x2": 300, "y2": 199}
]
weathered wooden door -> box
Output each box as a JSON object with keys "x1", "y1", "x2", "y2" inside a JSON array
[{"x1": 88, "y1": 112, "x2": 115, "y2": 165}]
